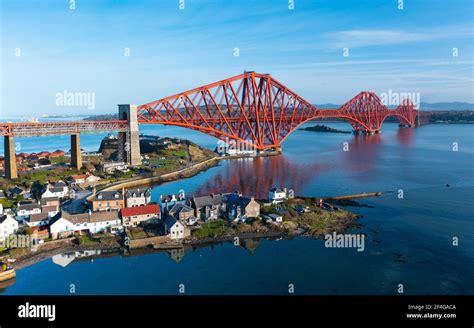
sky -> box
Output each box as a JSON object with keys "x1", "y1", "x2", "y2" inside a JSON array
[{"x1": 1, "y1": 0, "x2": 473, "y2": 117}]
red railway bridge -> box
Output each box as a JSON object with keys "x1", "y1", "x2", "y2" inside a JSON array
[{"x1": 1, "y1": 72, "x2": 418, "y2": 180}]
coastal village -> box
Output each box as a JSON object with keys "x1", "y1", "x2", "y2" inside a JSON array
[
  {"x1": 0, "y1": 170, "x2": 359, "y2": 265},
  {"x1": 0, "y1": 133, "x2": 362, "y2": 276},
  {"x1": 1, "y1": 179, "x2": 298, "y2": 245}
]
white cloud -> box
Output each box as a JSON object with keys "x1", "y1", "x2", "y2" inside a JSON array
[{"x1": 328, "y1": 25, "x2": 473, "y2": 48}]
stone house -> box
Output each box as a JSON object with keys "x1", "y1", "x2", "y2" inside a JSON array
[
  {"x1": 92, "y1": 190, "x2": 124, "y2": 211},
  {"x1": 168, "y1": 203, "x2": 195, "y2": 223},
  {"x1": 225, "y1": 194, "x2": 260, "y2": 221},
  {"x1": 164, "y1": 216, "x2": 190, "y2": 240},
  {"x1": 191, "y1": 193, "x2": 229, "y2": 221},
  {"x1": 124, "y1": 188, "x2": 152, "y2": 207}
]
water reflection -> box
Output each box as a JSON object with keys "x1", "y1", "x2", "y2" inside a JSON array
[
  {"x1": 197, "y1": 156, "x2": 326, "y2": 198},
  {"x1": 396, "y1": 127, "x2": 414, "y2": 147},
  {"x1": 340, "y1": 134, "x2": 382, "y2": 178}
]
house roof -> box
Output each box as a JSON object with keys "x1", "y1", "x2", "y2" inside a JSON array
[
  {"x1": 169, "y1": 203, "x2": 193, "y2": 215},
  {"x1": 121, "y1": 204, "x2": 161, "y2": 217},
  {"x1": 164, "y1": 216, "x2": 182, "y2": 229},
  {"x1": 226, "y1": 194, "x2": 255, "y2": 208},
  {"x1": 9, "y1": 186, "x2": 23, "y2": 194},
  {"x1": 60, "y1": 212, "x2": 90, "y2": 225},
  {"x1": 192, "y1": 193, "x2": 228, "y2": 208},
  {"x1": 41, "y1": 196, "x2": 59, "y2": 205},
  {"x1": 49, "y1": 187, "x2": 66, "y2": 193},
  {"x1": 89, "y1": 210, "x2": 120, "y2": 223},
  {"x1": 18, "y1": 203, "x2": 40, "y2": 211},
  {"x1": 125, "y1": 188, "x2": 151, "y2": 198},
  {"x1": 269, "y1": 187, "x2": 286, "y2": 193},
  {"x1": 29, "y1": 212, "x2": 50, "y2": 222},
  {"x1": 0, "y1": 215, "x2": 15, "y2": 224},
  {"x1": 70, "y1": 174, "x2": 89, "y2": 181},
  {"x1": 0, "y1": 190, "x2": 5, "y2": 198},
  {"x1": 57, "y1": 210, "x2": 120, "y2": 225},
  {"x1": 93, "y1": 191, "x2": 123, "y2": 201},
  {"x1": 42, "y1": 205, "x2": 59, "y2": 213}
]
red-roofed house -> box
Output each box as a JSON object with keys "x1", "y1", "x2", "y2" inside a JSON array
[
  {"x1": 121, "y1": 204, "x2": 161, "y2": 227},
  {"x1": 69, "y1": 173, "x2": 100, "y2": 186},
  {"x1": 49, "y1": 150, "x2": 65, "y2": 158}
]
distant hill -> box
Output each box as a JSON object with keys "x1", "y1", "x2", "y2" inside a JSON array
[{"x1": 418, "y1": 102, "x2": 474, "y2": 111}]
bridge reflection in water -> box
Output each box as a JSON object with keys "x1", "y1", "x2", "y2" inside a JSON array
[{"x1": 195, "y1": 128, "x2": 414, "y2": 198}]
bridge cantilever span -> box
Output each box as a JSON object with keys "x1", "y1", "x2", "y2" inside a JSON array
[
  {"x1": 2, "y1": 72, "x2": 418, "y2": 180},
  {"x1": 137, "y1": 72, "x2": 418, "y2": 150}
]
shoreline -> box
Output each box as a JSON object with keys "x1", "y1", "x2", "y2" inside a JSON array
[{"x1": 96, "y1": 151, "x2": 281, "y2": 192}]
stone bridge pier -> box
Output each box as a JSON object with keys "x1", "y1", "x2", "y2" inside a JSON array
[{"x1": 118, "y1": 104, "x2": 142, "y2": 166}]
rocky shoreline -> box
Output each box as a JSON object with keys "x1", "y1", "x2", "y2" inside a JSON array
[{"x1": 5, "y1": 195, "x2": 374, "y2": 272}]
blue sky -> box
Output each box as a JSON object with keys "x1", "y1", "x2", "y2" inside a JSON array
[{"x1": 1, "y1": 0, "x2": 473, "y2": 117}]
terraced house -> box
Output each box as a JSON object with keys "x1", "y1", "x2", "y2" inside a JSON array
[
  {"x1": 124, "y1": 188, "x2": 152, "y2": 207},
  {"x1": 121, "y1": 204, "x2": 161, "y2": 227},
  {"x1": 92, "y1": 191, "x2": 124, "y2": 211},
  {"x1": 49, "y1": 210, "x2": 122, "y2": 239}
]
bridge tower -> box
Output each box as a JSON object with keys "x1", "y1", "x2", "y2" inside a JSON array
[
  {"x1": 4, "y1": 136, "x2": 18, "y2": 180},
  {"x1": 70, "y1": 133, "x2": 83, "y2": 170},
  {"x1": 118, "y1": 104, "x2": 141, "y2": 166}
]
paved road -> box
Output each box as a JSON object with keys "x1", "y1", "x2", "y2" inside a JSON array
[{"x1": 66, "y1": 190, "x2": 92, "y2": 213}]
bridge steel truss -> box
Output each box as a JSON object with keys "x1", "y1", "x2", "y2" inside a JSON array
[
  {"x1": 0, "y1": 120, "x2": 128, "y2": 137},
  {"x1": 137, "y1": 72, "x2": 418, "y2": 150}
]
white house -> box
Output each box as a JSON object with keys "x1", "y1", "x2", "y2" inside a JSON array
[
  {"x1": 268, "y1": 213, "x2": 283, "y2": 223},
  {"x1": 268, "y1": 187, "x2": 290, "y2": 204},
  {"x1": 50, "y1": 210, "x2": 122, "y2": 239},
  {"x1": 42, "y1": 181, "x2": 69, "y2": 199},
  {"x1": 27, "y1": 212, "x2": 53, "y2": 227},
  {"x1": 0, "y1": 215, "x2": 19, "y2": 242},
  {"x1": 125, "y1": 188, "x2": 152, "y2": 207},
  {"x1": 164, "y1": 216, "x2": 190, "y2": 240},
  {"x1": 16, "y1": 202, "x2": 41, "y2": 221},
  {"x1": 69, "y1": 173, "x2": 101, "y2": 186}
]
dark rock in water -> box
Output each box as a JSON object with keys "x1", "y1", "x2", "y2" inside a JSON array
[
  {"x1": 300, "y1": 124, "x2": 351, "y2": 134},
  {"x1": 329, "y1": 199, "x2": 375, "y2": 208}
]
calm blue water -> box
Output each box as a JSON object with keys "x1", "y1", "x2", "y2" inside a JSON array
[{"x1": 1, "y1": 122, "x2": 473, "y2": 295}]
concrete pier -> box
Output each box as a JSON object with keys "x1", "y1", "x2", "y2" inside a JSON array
[
  {"x1": 118, "y1": 104, "x2": 141, "y2": 166},
  {"x1": 70, "y1": 133, "x2": 83, "y2": 170},
  {"x1": 4, "y1": 136, "x2": 18, "y2": 180}
]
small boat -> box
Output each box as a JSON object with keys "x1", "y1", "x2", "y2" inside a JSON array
[{"x1": 0, "y1": 263, "x2": 16, "y2": 282}]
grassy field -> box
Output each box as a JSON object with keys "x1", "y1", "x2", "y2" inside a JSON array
[
  {"x1": 192, "y1": 220, "x2": 229, "y2": 238},
  {"x1": 75, "y1": 234, "x2": 100, "y2": 246}
]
